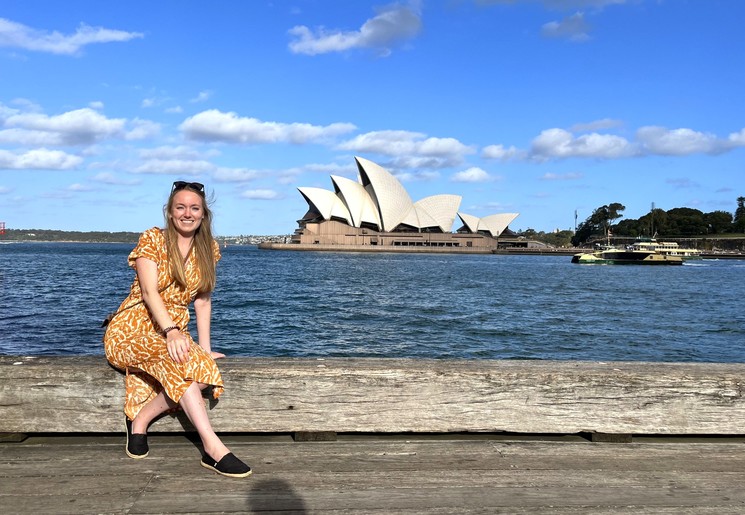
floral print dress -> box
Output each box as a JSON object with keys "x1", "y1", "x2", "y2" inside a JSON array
[{"x1": 104, "y1": 227, "x2": 224, "y2": 421}]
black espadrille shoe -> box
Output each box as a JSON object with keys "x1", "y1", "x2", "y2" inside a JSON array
[
  {"x1": 125, "y1": 417, "x2": 148, "y2": 459},
  {"x1": 201, "y1": 452, "x2": 252, "y2": 478}
]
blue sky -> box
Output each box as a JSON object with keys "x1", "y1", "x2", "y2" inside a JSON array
[{"x1": 1, "y1": 0, "x2": 743, "y2": 236}]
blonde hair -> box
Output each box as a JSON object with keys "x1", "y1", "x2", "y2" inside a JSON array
[{"x1": 163, "y1": 184, "x2": 216, "y2": 293}]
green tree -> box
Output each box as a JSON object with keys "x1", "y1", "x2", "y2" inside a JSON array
[
  {"x1": 704, "y1": 210, "x2": 733, "y2": 234},
  {"x1": 637, "y1": 208, "x2": 669, "y2": 236},
  {"x1": 734, "y1": 196, "x2": 745, "y2": 233},
  {"x1": 571, "y1": 202, "x2": 626, "y2": 246},
  {"x1": 520, "y1": 228, "x2": 538, "y2": 238},
  {"x1": 613, "y1": 218, "x2": 644, "y2": 237},
  {"x1": 541, "y1": 229, "x2": 574, "y2": 247},
  {"x1": 665, "y1": 207, "x2": 707, "y2": 236}
]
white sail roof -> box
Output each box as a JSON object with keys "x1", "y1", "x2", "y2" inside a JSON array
[
  {"x1": 298, "y1": 187, "x2": 352, "y2": 225},
  {"x1": 479, "y1": 213, "x2": 519, "y2": 237},
  {"x1": 297, "y1": 157, "x2": 518, "y2": 236},
  {"x1": 458, "y1": 212, "x2": 519, "y2": 237},
  {"x1": 457, "y1": 213, "x2": 480, "y2": 233},
  {"x1": 355, "y1": 156, "x2": 413, "y2": 232},
  {"x1": 415, "y1": 195, "x2": 462, "y2": 232},
  {"x1": 330, "y1": 175, "x2": 381, "y2": 229},
  {"x1": 399, "y1": 204, "x2": 441, "y2": 230}
]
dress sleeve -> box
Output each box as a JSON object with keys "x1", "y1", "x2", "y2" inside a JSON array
[
  {"x1": 212, "y1": 239, "x2": 222, "y2": 264},
  {"x1": 128, "y1": 227, "x2": 164, "y2": 269}
]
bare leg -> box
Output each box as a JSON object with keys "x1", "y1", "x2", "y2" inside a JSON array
[
  {"x1": 178, "y1": 381, "x2": 230, "y2": 461},
  {"x1": 131, "y1": 383, "x2": 208, "y2": 434},
  {"x1": 131, "y1": 391, "x2": 177, "y2": 433}
]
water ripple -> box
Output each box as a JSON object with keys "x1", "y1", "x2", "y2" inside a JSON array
[{"x1": 1, "y1": 243, "x2": 744, "y2": 362}]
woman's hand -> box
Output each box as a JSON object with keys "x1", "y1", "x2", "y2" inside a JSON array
[
  {"x1": 210, "y1": 351, "x2": 226, "y2": 359},
  {"x1": 166, "y1": 330, "x2": 191, "y2": 364}
]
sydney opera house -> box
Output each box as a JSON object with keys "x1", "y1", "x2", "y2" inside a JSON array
[{"x1": 263, "y1": 156, "x2": 519, "y2": 253}]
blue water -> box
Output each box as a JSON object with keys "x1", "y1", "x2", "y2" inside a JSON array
[{"x1": 1, "y1": 242, "x2": 744, "y2": 362}]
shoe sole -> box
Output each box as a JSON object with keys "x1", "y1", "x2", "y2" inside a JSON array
[
  {"x1": 126, "y1": 448, "x2": 149, "y2": 459},
  {"x1": 200, "y1": 460, "x2": 252, "y2": 478},
  {"x1": 125, "y1": 419, "x2": 149, "y2": 459}
]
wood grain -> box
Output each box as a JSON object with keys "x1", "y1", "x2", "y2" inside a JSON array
[{"x1": 2, "y1": 356, "x2": 744, "y2": 435}]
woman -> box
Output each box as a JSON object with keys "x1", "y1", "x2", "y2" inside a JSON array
[{"x1": 104, "y1": 181, "x2": 251, "y2": 478}]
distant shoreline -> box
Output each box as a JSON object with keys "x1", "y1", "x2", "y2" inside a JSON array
[{"x1": 0, "y1": 229, "x2": 288, "y2": 246}]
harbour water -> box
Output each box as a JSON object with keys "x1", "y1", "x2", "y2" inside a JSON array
[{"x1": 1, "y1": 242, "x2": 744, "y2": 362}]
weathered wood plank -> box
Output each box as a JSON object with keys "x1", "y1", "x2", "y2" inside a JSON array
[
  {"x1": 3, "y1": 436, "x2": 745, "y2": 514},
  {"x1": 4, "y1": 439, "x2": 745, "y2": 475},
  {"x1": 2, "y1": 356, "x2": 744, "y2": 434}
]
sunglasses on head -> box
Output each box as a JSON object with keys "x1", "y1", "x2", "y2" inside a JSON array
[{"x1": 172, "y1": 181, "x2": 205, "y2": 193}]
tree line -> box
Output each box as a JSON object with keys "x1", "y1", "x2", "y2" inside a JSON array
[
  {"x1": 570, "y1": 196, "x2": 745, "y2": 246},
  {"x1": 0, "y1": 229, "x2": 142, "y2": 243}
]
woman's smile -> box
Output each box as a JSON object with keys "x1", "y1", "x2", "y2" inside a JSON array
[{"x1": 171, "y1": 190, "x2": 204, "y2": 236}]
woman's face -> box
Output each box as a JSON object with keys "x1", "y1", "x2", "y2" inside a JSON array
[{"x1": 170, "y1": 190, "x2": 204, "y2": 237}]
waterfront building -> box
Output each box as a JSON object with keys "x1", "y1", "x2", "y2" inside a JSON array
[{"x1": 285, "y1": 157, "x2": 518, "y2": 251}]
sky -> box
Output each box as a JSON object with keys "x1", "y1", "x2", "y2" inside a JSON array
[{"x1": 0, "y1": 0, "x2": 743, "y2": 236}]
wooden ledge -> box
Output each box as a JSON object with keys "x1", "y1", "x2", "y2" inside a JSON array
[{"x1": 1, "y1": 356, "x2": 743, "y2": 435}]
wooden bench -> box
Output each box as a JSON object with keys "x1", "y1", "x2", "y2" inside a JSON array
[{"x1": 1, "y1": 356, "x2": 743, "y2": 439}]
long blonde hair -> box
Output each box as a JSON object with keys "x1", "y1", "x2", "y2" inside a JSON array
[{"x1": 163, "y1": 183, "x2": 216, "y2": 293}]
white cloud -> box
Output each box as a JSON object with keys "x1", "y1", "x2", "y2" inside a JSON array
[
  {"x1": 213, "y1": 168, "x2": 261, "y2": 182},
  {"x1": 125, "y1": 119, "x2": 161, "y2": 140},
  {"x1": 0, "y1": 103, "x2": 19, "y2": 120},
  {"x1": 540, "y1": 171, "x2": 584, "y2": 180},
  {"x1": 139, "y1": 146, "x2": 204, "y2": 160},
  {"x1": 278, "y1": 172, "x2": 300, "y2": 185},
  {"x1": 389, "y1": 155, "x2": 462, "y2": 169},
  {"x1": 90, "y1": 172, "x2": 140, "y2": 185},
  {"x1": 288, "y1": 3, "x2": 422, "y2": 56},
  {"x1": 728, "y1": 128, "x2": 745, "y2": 145},
  {"x1": 1, "y1": 108, "x2": 127, "y2": 145},
  {"x1": 0, "y1": 17, "x2": 143, "y2": 55},
  {"x1": 480, "y1": 119, "x2": 745, "y2": 165},
  {"x1": 482, "y1": 144, "x2": 521, "y2": 161},
  {"x1": 0, "y1": 148, "x2": 82, "y2": 169},
  {"x1": 133, "y1": 158, "x2": 215, "y2": 175},
  {"x1": 451, "y1": 167, "x2": 492, "y2": 183},
  {"x1": 393, "y1": 169, "x2": 440, "y2": 182},
  {"x1": 89, "y1": 101, "x2": 104, "y2": 110},
  {"x1": 0, "y1": 185, "x2": 12, "y2": 194},
  {"x1": 190, "y1": 90, "x2": 213, "y2": 103},
  {"x1": 67, "y1": 183, "x2": 93, "y2": 192},
  {"x1": 530, "y1": 128, "x2": 634, "y2": 160},
  {"x1": 542, "y1": 12, "x2": 590, "y2": 42},
  {"x1": 180, "y1": 109, "x2": 356, "y2": 144},
  {"x1": 526, "y1": 124, "x2": 745, "y2": 161},
  {"x1": 303, "y1": 162, "x2": 356, "y2": 175},
  {"x1": 636, "y1": 126, "x2": 724, "y2": 156},
  {"x1": 11, "y1": 98, "x2": 43, "y2": 112},
  {"x1": 241, "y1": 189, "x2": 282, "y2": 200},
  {"x1": 165, "y1": 106, "x2": 184, "y2": 114},
  {"x1": 338, "y1": 130, "x2": 474, "y2": 165},
  {"x1": 476, "y1": 1, "x2": 626, "y2": 10}
]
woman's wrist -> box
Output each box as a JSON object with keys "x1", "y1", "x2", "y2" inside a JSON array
[{"x1": 162, "y1": 325, "x2": 180, "y2": 336}]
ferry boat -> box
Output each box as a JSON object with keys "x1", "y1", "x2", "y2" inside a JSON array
[
  {"x1": 630, "y1": 239, "x2": 702, "y2": 259},
  {"x1": 571, "y1": 246, "x2": 683, "y2": 265}
]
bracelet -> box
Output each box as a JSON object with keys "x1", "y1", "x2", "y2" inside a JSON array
[{"x1": 162, "y1": 325, "x2": 180, "y2": 336}]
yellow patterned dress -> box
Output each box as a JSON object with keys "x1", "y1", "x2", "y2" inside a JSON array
[{"x1": 104, "y1": 227, "x2": 224, "y2": 421}]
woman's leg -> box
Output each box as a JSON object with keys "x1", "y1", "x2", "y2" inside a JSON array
[
  {"x1": 178, "y1": 381, "x2": 230, "y2": 461},
  {"x1": 131, "y1": 390, "x2": 177, "y2": 433}
]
